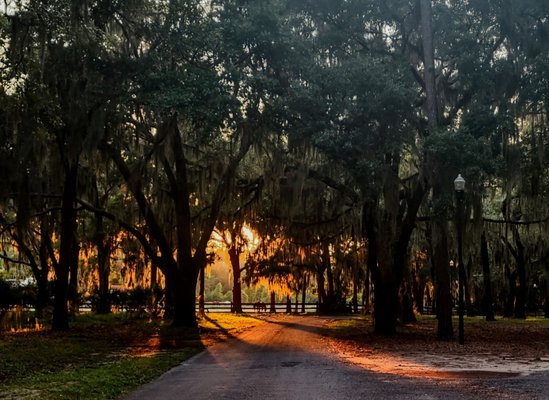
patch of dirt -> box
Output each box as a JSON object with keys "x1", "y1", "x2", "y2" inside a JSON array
[{"x1": 325, "y1": 317, "x2": 549, "y2": 379}]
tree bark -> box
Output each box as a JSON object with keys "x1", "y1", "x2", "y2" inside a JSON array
[
  {"x1": 545, "y1": 261, "x2": 549, "y2": 318},
  {"x1": 96, "y1": 227, "x2": 111, "y2": 314},
  {"x1": 505, "y1": 228, "x2": 527, "y2": 319},
  {"x1": 301, "y1": 275, "x2": 307, "y2": 313},
  {"x1": 365, "y1": 164, "x2": 426, "y2": 333},
  {"x1": 401, "y1": 280, "x2": 417, "y2": 323},
  {"x1": 68, "y1": 239, "x2": 80, "y2": 314},
  {"x1": 504, "y1": 264, "x2": 516, "y2": 318},
  {"x1": 325, "y1": 247, "x2": 335, "y2": 308},
  {"x1": 198, "y1": 263, "x2": 205, "y2": 316},
  {"x1": 229, "y1": 246, "x2": 243, "y2": 313},
  {"x1": 420, "y1": 0, "x2": 453, "y2": 340},
  {"x1": 150, "y1": 261, "x2": 157, "y2": 291},
  {"x1": 363, "y1": 259, "x2": 370, "y2": 314},
  {"x1": 52, "y1": 162, "x2": 78, "y2": 331},
  {"x1": 270, "y1": 291, "x2": 276, "y2": 313},
  {"x1": 420, "y1": 0, "x2": 439, "y2": 126},
  {"x1": 433, "y1": 214, "x2": 453, "y2": 340},
  {"x1": 411, "y1": 259, "x2": 425, "y2": 314},
  {"x1": 92, "y1": 175, "x2": 112, "y2": 315},
  {"x1": 36, "y1": 238, "x2": 50, "y2": 317},
  {"x1": 372, "y1": 273, "x2": 400, "y2": 334},
  {"x1": 172, "y1": 264, "x2": 200, "y2": 327},
  {"x1": 352, "y1": 279, "x2": 359, "y2": 314},
  {"x1": 514, "y1": 243, "x2": 527, "y2": 319},
  {"x1": 480, "y1": 232, "x2": 495, "y2": 321},
  {"x1": 316, "y1": 263, "x2": 327, "y2": 306},
  {"x1": 465, "y1": 256, "x2": 473, "y2": 316}
]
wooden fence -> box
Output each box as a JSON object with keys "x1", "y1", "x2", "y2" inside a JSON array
[{"x1": 196, "y1": 302, "x2": 366, "y2": 313}]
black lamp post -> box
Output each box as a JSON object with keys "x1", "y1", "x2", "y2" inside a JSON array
[{"x1": 454, "y1": 174, "x2": 465, "y2": 345}]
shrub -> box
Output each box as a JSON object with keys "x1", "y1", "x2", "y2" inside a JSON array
[
  {"x1": 0, "y1": 278, "x2": 16, "y2": 310},
  {"x1": 0, "y1": 278, "x2": 37, "y2": 310}
]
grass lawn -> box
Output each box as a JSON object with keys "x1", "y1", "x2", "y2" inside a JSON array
[{"x1": 0, "y1": 313, "x2": 263, "y2": 400}]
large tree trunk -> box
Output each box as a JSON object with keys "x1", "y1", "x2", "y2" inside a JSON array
[
  {"x1": 35, "y1": 221, "x2": 51, "y2": 317},
  {"x1": 545, "y1": 261, "x2": 549, "y2": 318},
  {"x1": 363, "y1": 260, "x2": 371, "y2": 314},
  {"x1": 325, "y1": 252, "x2": 335, "y2": 307},
  {"x1": 505, "y1": 229, "x2": 527, "y2": 319},
  {"x1": 228, "y1": 246, "x2": 243, "y2": 313},
  {"x1": 401, "y1": 279, "x2": 417, "y2": 323},
  {"x1": 371, "y1": 238, "x2": 407, "y2": 334},
  {"x1": 171, "y1": 265, "x2": 200, "y2": 327},
  {"x1": 373, "y1": 272, "x2": 400, "y2": 334},
  {"x1": 420, "y1": 0, "x2": 439, "y2": 126},
  {"x1": 301, "y1": 275, "x2": 307, "y2": 313},
  {"x1": 316, "y1": 263, "x2": 327, "y2": 305},
  {"x1": 150, "y1": 261, "x2": 157, "y2": 290},
  {"x1": 270, "y1": 291, "x2": 276, "y2": 313},
  {"x1": 420, "y1": 0, "x2": 453, "y2": 340},
  {"x1": 52, "y1": 162, "x2": 78, "y2": 331},
  {"x1": 12, "y1": 219, "x2": 49, "y2": 318},
  {"x1": 96, "y1": 226, "x2": 111, "y2": 314},
  {"x1": 411, "y1": 259, "x2": 425, "y2": 314},
  {"x1": 513, "y1": 235, "x2": 527, "y2": 319},
  {"x1": 366, "y1": 201, "x2": 399, "y2": 334},
  {"x1": 480, "y1": 232, "x2": 495, "y2": 321},
  {"x1": 352, "y1": 280, "x2": 359, "y2": 314},
  {"x1": 35, "y1": 246, "x2": 50, "y2": 318},
  {"x1": 545, "y1": 282, "x2": 549, "y2": 318},
  {"x1": 68, "y1": 240, "x2": 80, "y2": 314},
  {"x1": 433, "y1": 214, "x2": 454, "y2": 340},
  {"x1": 465, "y1": 256, "x2": 474, "y2": 316},
  {"x1": 164, "y1": 273, "x2": 175, "y2": 318},
  {"x1": 198, "y1": 264, "x2": 205, "y2": 316},
  {"x1": 92, "y1": 175, "x2": 112, "y2": 314},
  {"x1": 504, "y1": 264, "x2": 516, "y2": 318}
]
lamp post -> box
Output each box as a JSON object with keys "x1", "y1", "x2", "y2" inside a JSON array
[{"x1": 454, "y1": 174, "x2": 465, "y2": 345}]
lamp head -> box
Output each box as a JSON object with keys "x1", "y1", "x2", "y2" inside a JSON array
[{"x1": 454, "y1": 174, "x2": 465, "y2": 192}]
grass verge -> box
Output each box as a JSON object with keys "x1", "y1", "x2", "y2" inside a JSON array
[{"x1": 0, "y1": 312, "x2": 263, "y2": 400}]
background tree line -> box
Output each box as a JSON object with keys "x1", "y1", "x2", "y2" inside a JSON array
[{"x1": 1, "y1": 0, "x2": 548, "y2": 339}]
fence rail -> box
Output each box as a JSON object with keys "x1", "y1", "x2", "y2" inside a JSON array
[
  {"x1": 196, "y1": 302, "x2": 367, "y2": 313},
  {"x1": 196, "y1": 302, "x2": 317, "y2": 313}
]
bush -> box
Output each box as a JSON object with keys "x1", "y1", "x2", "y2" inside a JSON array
[
  {"x1": 87, "y1": 286, "x2": 165, "y2": 314},
  {"x1": 0, "y1": 278, "x2": 16, "y2": 310},
  {"x1": 0, "y1": 278, "x2": 37, "y2": 310},
  {"x1": 109, "y1": 289, "x2": 129, "y2": 311},
  {"x1": 127, "y1": 286, "x2": 151, "y2": 311}
]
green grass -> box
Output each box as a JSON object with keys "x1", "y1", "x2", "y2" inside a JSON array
[{"x1": 0, "y1": 312, "x2": 263, "y2": 400}]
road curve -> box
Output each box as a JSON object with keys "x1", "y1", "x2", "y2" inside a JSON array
[{"x1": 122, "y1": 315, "x2": 489, "y2": 400}]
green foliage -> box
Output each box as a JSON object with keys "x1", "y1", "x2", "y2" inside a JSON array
[
  {"x1": 0, "y1": 278, "x2": 17, "y2": 310},
  {"x1": 1, "y1": 0, "x2": 549, "y2": 345},
  {"x1": 424, "y1": 128, "x2": 495, "y2": 176},
  {"x1": 205, "y1": 283, "x2": 232, "y2": 302},
  {"x1": 0, "y1": 279, "x2": 37, "y2": 311}
]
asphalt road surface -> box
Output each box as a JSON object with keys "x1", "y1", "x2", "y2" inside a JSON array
[{"x1": 123, "y1": 316, "x2": 548, "y2": 400}]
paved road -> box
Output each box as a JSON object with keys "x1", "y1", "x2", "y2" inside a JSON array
[{"x1": 122, "y1": 316, "x2": 546, "y2": 400}]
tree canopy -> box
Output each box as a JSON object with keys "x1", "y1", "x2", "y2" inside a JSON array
[{"x1": 1, "y1": 0, "x2": 549, "y2": 336}]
